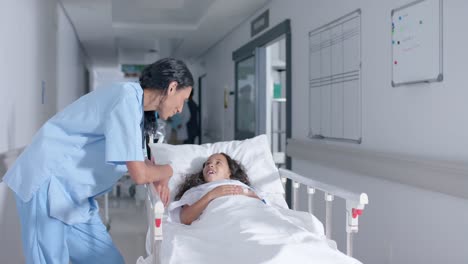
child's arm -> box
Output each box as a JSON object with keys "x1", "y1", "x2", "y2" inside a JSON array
[{"x1": 180, "y1": 185, "x2": 243, "y2": 225}]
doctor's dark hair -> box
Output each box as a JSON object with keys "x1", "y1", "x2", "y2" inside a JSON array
[
  {"x1": 139, "y1": 58, "x2": 194, "y2": 91},
  {"x1": 174, "y1": 153, "x2": 250, "y2": 201}
]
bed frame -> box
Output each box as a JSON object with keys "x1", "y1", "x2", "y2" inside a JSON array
[{"x1": 144, "y1": 168, "x2": 368, "y2": 264}]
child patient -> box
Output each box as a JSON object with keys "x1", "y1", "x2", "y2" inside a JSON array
[
  {"x1": 164, "y1": 153, "x2": 362, "y2": 264},
  {"x1": 173, "y1": 153, "x2": 262, "y2": 225}
]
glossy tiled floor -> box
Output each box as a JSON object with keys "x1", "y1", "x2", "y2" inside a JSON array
[{"x1": 98, "y1": 196, "x2": 148, "y2": 264}]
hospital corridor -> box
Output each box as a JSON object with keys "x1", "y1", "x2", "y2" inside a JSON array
[{"x1": 1, "y1": 0, "x2": 468, "y2": 263}]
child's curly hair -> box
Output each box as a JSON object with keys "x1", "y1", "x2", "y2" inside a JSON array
[{"x1": 174, "y1": 153, "x2": 250, "y2": 201}]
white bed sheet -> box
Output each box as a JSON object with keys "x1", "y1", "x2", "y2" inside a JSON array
[{"x1": 157, "y1": 181, "x2": 361, "y2": 264}]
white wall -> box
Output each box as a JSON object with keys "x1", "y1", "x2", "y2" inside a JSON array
[
  {"x1": 198, "y1": 0, "x2": 468, "y2": 263},
  {"x1": 0, "y1": 1, "x2": 88, "y2": 262},
  {"x1": 0, "y1": 0, "x2": 57, "y2": 152},
  {"x1": 56, "y1": 4, "x2": 88, "y2": 111},
  {"x1": 0, "y1": 0, "x2": 88, "y2": 153},
  {"x1": 0, "y1": 150, "x2": 24, "y2": 263},
  {"x1": 293, "y1": 159, "x2": 468, "y2": 264}
]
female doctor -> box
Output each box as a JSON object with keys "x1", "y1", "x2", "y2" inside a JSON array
[{"x1": 2, "y1": 58, "x2": 193, "y2": 264}]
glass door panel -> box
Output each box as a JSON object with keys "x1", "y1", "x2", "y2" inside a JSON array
[{"x1": 235, "y1": 56, "x2": 256, "y2": 140}]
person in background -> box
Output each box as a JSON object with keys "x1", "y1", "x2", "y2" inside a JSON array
[
  {"x1": 177, "y1": 100, "x2": 191, "y2": 144},
  {"x1": 168, "y1": 100, "x2": 190, "y2": 144},
  {"x1": 237, "y1": 84, "x2": 255, "y2": 139},
  {"x1": 184, "y1": 90, "x2": 200, "y2": 144}
]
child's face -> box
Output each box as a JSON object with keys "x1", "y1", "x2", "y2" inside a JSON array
[{"x1": 203, "y1": 154, "x2": 231, "y2": 182}]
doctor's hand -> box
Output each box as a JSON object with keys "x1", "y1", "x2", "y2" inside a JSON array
[
  {"x1": 146, "y1": 157, "x2": 173, "y2": 182},
  {"x1": 147, "y1": 157, "x2": 171, "y2": 207},
  {"x1": 153, "y1": 181, "x2": 170, "y2": 207},
  {"x1": 127, "y1": 159, "x2": 172, "y2": 186}
]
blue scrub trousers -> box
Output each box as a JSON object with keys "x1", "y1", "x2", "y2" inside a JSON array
[{"x1": 15, "y1": 180, "x2": 124, "y2": 264}]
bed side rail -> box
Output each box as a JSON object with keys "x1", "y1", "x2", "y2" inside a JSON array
[
  {"x1": 145, "y1": 133, "x2": 166, "y2": 264},
  {"x1": 278, "y1": 168, "x2": 368, "y2": 257},
  {"x1": 144, "y1": 183, "x2": 164, "y2": 264}
]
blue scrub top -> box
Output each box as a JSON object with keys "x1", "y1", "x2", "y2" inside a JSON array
[{"x1": 3, "y1": 82, "x2": 145, "y2": 224}]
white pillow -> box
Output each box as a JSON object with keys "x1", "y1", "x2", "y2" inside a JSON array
[{"x1": 148, "y1": 135, "x2": 285, "y2": 201}]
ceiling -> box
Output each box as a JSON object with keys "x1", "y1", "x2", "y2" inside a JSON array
[{"x1": 59, "y1": 0, "x2": 270, "y2": 67}]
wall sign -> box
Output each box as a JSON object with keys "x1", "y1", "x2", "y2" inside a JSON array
[{"x1": 251, "y1": 10, "x2": 269, "y2": 37}]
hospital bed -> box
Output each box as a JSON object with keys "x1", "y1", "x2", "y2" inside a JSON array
[{"x1": 140, "y1": 135, "x2": 368, "y2": 264}]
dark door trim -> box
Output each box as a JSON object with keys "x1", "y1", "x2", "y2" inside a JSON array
[
  {"x1": 197, "y1": 74, "x2": 206, "y2": 144},
  {"x1": 233, "y1": 19, "x2": 291, "y2": 61}
]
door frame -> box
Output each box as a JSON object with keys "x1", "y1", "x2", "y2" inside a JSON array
[
  {"x1": 197, "y1": 74, "x2": 206, "y2": 144},
  {"x1": 232, "y1": 19, "x2": 292, "y2": 204},
  {"x1": 232, "y1": 19, "x2": 291, "y2": 167}
]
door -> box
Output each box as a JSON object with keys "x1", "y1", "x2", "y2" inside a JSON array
[
  {"x1": 232, "y1": 20, "x2": 291, "y2": 168},
  {"x1": 233, "y1": 19, "x2": 292, "y2": 205},
  {"x1": 234, "y1": 56, "x2": 256, "y2": 140}
]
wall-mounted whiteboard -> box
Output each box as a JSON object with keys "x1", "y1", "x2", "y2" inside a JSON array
[
  {"x1": 309, "y1": 9, "x2": 361, "y2": 143},
  {"x1": 391, "y1": 0, "x2": 443, "y2": 86}
]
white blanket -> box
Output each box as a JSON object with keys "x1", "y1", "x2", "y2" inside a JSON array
[{"x1": 159, "y1": 181, "x2": 362, "y2": 264}]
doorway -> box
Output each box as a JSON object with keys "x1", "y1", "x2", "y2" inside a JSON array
[{"x1": 232, "y1": 20, "x2": 291, "y2": 170}]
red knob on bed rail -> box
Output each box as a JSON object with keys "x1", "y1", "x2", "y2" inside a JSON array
[{"x1": 352, "y1": 208, "x2": 363, "y2": 219}]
